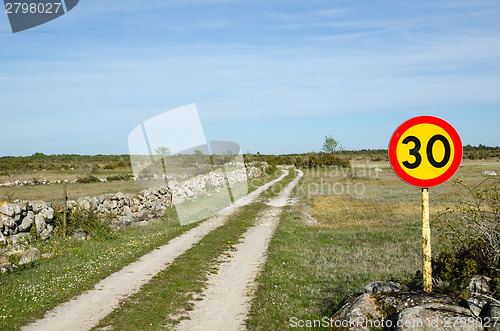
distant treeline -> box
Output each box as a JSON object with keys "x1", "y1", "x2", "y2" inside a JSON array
[
  {"x1": 462, "y1": 144, "x2": 500, "y2": 159},
  {"x1": 0, "y1": 145, "x2": 498, "y2": 175}
]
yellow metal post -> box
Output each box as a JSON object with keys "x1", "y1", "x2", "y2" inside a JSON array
[{"x1": 422, "y1": 187, "x2": 432, "y2": 293}]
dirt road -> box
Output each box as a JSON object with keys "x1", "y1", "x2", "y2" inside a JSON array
[{"x1": 175, "y1": 169, "x2": 303, "y2": 331}]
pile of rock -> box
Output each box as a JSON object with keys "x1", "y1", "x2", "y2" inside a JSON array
[
  {"x1": 0, "y1": 178, "x2": 77, "y2": 187},
  {"x1": 330, "y1": 277, "x2": 499, "y2": 330},
  {"x1": 482, "y1": 171, "x2": 497, "y2": 176},
  {"x1": 0, "y1": 166, "x2": 263, "y2": 244},
  {"x1": 76, "y1": 167, "x2": 260, "y2": 217},
  {"x1": 0, "y1": 200, "x2": 55, "y2": 245}
]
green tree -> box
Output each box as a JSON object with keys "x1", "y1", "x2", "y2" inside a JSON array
[
  {"x1": 321, "y1": 135, "x2": 344, "y2": 155},
  {"x1": 155, "y1": 146, "x2": 171, "y2": 158}
]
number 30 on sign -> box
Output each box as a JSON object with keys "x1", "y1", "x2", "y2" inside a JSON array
[{"x1": 389, "y1": 116, "x2": 462, "y2": 187}]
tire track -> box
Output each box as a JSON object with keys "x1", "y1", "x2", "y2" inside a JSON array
[{"x1": 175, "y1": 169, "x2": 303, "y2": 331}]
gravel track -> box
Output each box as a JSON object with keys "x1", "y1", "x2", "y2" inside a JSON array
[{"x1": 175, "y1": 169, "x2": 303, "y2": 331}]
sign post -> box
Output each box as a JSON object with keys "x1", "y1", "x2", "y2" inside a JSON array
[
  {"x1": 389, "y1": 116, "x2": 462, "y2": 293},
  {"x1": 421, "y1": 187, "x2": 431, "y2": 292}
]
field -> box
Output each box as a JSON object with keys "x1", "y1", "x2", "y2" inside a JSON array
[
  {"x1": 245, "y1": 158, "x2": 499, "y2": 330},
  {"x1": 0, "y1": 152, "x2": 499, "y2": 330}
]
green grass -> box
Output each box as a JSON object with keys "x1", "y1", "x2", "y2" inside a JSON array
[
  {"x1": 0, "y1": 209, "x2": 198, "y2": 331},
  {"x1": 92, "y1": 170, "x2": 296, "y2": 330}
]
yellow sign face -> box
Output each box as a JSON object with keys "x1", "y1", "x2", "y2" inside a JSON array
[
  {"x1": 388, "y1": 116, "x2": 462, "y2": 187},
  {"x1": 395, "y1": 123, "x2": 454, "y2": 180}
]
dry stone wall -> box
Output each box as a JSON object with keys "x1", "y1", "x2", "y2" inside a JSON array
[{"x1": 0, "y1": 167, "x2": 262, "y2": 245}]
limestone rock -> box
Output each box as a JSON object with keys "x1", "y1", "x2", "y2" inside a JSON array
[
  {"x1": 40, "y1": 224, "x2": 53, "y2": 240},
  {"x1": 34, "y1": 214, "x2": 46, "y2": 235},
  {"x1": 467, "y1": 295, "x2": 490, "y2": 318},
  {"x1": 482, "y1": 171, "x2": 497, "y2": 176},
  {"x1": 18, "y1": 248, "x2": 41, "y2": 265},
  {"x1": 330, "y1": 293, "x2": 385, "y2": 330},
  {"x1": 40, "y1": 207, "x2": 54, "y2": 222},
  {"x1": 365, "y1": 281, "x2": 408, "y2": 294},
  {"x1": 0, "y1": 203, "x2": 15, "y2": 217},
  {"x1": 469, "y1": 275, "x2": 491, "y2": 295},
  {"x1": 395, "y1": 303, "x2": 482, "y2": 331},
  {"x1": 485, "y1": 300, "x2": 500, "y2": 331},
  {"x1": 1, "y1": 214, "x2": 15, "y2": 229},
  {"x1": 117, "y1": 215, "x2": 133, "y2": 226},
  {"x1": 72, "y1": 230, "x2": 88, "y2": 240},
  {"x1": 31, "y1": 201, "x2": 44, "y2": 213},
  {"x1": 7, "y1": 233, "x2": 31, "y2": 246},
  {"x1": 330, "y1": 290, "x2": 464, "y2": 331},
  {"x1": 415, "y1": 278, "x2": 449, "y2": 291},
  {"x1": 18, "y1": 211, "x2": 35, "y2": 232},
  {"x1": 0, "y1": 261, "x2": 17, "y2": 273}
]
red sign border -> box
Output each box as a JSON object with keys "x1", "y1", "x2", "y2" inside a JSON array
[{"x1": 388, "y1": 116, "x2": 462, "y2": 188}]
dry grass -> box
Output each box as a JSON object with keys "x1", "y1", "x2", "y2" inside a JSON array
[{"x1": 0, "y1": 181, "x2": 142, "y2": 204}]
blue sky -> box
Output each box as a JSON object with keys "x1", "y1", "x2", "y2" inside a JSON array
[{"x1": 0, "y1": 0, "x2": 499, "y2": 156}]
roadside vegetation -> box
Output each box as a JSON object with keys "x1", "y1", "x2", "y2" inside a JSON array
[
  {"x1": 0, "y1": 208, "x2": 196, "y2": 330},
  {"x1": 434, "y1": 178, "x2": 500, "y2": 294}
]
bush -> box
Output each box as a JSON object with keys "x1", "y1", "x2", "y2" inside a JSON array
[
  {"x1": 264, "y1": 165, "x2": 278, "y2": 176},
  {"x1": 434, "y1": 179, "x2": 500, "y2": 294},
  {"x1": 76, "y1": 175, "x2": 100, "y2": 183},
  {"x1": 52, "y1": 207, "x2": 114, "y2": 240},
  {"x1": 294, "y1": 153, "x2": 350, "y2": 169}
]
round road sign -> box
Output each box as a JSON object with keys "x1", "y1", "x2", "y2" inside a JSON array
[{"x1": 388, "y1": 116, "x2": 462, "y2": 187}]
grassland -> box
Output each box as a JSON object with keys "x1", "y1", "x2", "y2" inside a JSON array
[
  {"x1": 0, "y1": 151, "x2": 498, "y2": 330},
  {"x1": 245, "y1": 158, "x2": 499, "y2": 330}
]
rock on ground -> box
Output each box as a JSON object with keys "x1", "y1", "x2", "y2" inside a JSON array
[
  {"x1": 395, "y1": 303, "x2": 482, "y2": 331},
  {"x1": 19, "y1": 248, "x2": 41, "y2": 265},
  {"x1": 365, "y1": 281, "x2": 408, "y2": 294}
]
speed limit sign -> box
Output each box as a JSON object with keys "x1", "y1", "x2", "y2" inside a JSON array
[
  {"x1": 388, "y1": 115, "x2": 462, "y2": 293},
  {"x1": 389, "y1": 116, "x2": 462, "y2": 187}
]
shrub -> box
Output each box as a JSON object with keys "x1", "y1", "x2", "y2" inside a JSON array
[
  {"x1": 434, "y1": 179, "x2": 500, "y2": 293},
  {"x1": 52, "y1": 207, "x2": 114, "y2": 240},
  {"x1": 294, "y1": 153, "x2": 350, "y2": 169},
  {"x1": 76, "y1": 175, "x2": 100, "y2": 184},
  {"x1": 264, "y1": 165, "x2": 278, "y2": 176}
]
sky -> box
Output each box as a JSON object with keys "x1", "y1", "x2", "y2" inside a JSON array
[{"x1": 0, "y1": 0, "x2": 499, "y2": 156}]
